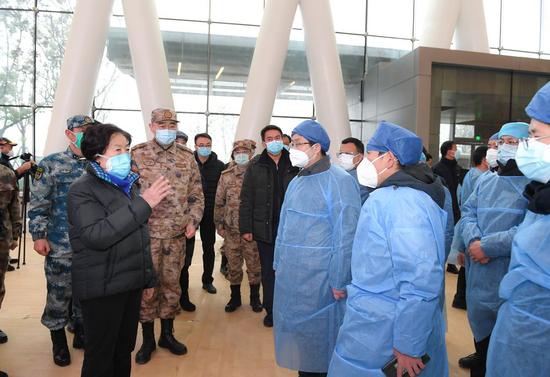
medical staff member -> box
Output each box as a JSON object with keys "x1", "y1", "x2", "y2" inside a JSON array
[
  {"x1": 329, "y1": 121, "x2": 448, "y2": 377},
  {"x1": 486, "y1": 82, "x2": 550, "y2": 377},
  {"x1": 461, "y1": 122, "x2": 530, "y2": 377},
  {"x1": 273, "y1": 120, "x2": 361, "y2": 377}
]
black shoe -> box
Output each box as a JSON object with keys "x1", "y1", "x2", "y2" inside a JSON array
[
  {"x1": 179, "y1": 292, "x2": 196, "y2": 312},
  {"x1": 66, "y1": 321, "x2": 75, "y2": 334},
  {"x1": 72, "y1": 322, "x2": 85, "y2": 349},
  {"x1": 225, "y1": 284, "x2": 242, "y2": 313},
  {"x1": 0, "y1": 329, "x2": 7, "y2": 344},
  {"x1": 135, "y1": 322, "x2": 156, "y2": 365},
  {"x1": 249, "y1": 284, "x2": 262, "y2": 313},
  {"x1": 446, "y1": 264, "x2": 459, "y2": 274},
  {"x1": 158, "y1": 318, "x2": 187, "y2": 356},
  {"x1": 263, "y1": 312, "x2": 273, "y2": 328},
  {"x1": 50, "y1": 329, "x2": 71, "y2": 367},
  {"x1": 6, "y1": 265, "x2": 14, "y2": 272},
  {"x1": 452, "y1": 296, "x2": 467, "y2": 310},
  {"x1": 202, "y1": 283, "x2": 217, "y2": 294},
  {"x1": 0, "y1": 370, "x2": 7, "y2": 377},
  {"x1": 458, "y1": 352, "x2": 481, "y2": 369},
  {"x1": 9, "y1": 258, "x2": 18, "y2": 264}
]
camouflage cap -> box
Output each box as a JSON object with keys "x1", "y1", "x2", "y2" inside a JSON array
[
  {"x1": 176, "y1": 130, "x2": 188, "y2": 140},
  {"x1": 232, "y1": 139, "x2": 256, "y2": 152},
  {"x1": 151, "y1": 108, "x2": 179, "y2": 123},
  {"x1": 66, "y1": 115, "x2": 95, "y2": 130},
  {"x1": 0, "y1": 137, "x2": 17, "y2": 146}
]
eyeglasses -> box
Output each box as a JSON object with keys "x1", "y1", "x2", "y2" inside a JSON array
[
  {"x1": 519, "y1": 135, "x2": 550, "y2": 148},
  {"x1": 336, "y1": 152, "x2": 357, "y2": 158},
  {"x1": 290, "y1": 141, "x2": 311, "y2": 148},
  {"x1": 497, "y1": 138, "x2": 519, "y2": 146}
]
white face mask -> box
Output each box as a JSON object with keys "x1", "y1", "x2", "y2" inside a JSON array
[
  {"x1": 337, "y1": 153, "x2": 356, "y2": 171},
  {"x1": 498, "y1": 143, "x2": 518, "y2": 165},
  {"x1": 356, "y1": 154, "x2": 387, "y2": 188},
  {"x1": 6, "y1": 150, "x2": 14, "y2": 158},
  {"x1": 289, "y1": 147, "x2": 311, "y2": 168},
  {"x1": 486, "y1": 148, "x2": 498, "y2": 168}
]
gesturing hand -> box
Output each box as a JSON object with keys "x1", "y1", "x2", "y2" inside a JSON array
[
  {"x1": 141, "y1": 176, "x2": 172, "y2": 209},
  {"x1": 393, "y1": 348, "x2": 426, "y2": 377}
]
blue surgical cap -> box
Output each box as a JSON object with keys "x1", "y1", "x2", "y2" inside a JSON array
[
  {"x1": 526, "y1": 81, "x2": 550, "y2": 124},
  {"x1": 489, "y1": 133, "x2": 499, "y2": 141},
  {"x1": 292, "y1": 120, "x2": 331, "y2": 152},
  {"x1": 367, "y1": 121, "x2": 423, "y2": 166},
  {"x1": 498, "y1": 122, "x2": 529, "y2": 139}
]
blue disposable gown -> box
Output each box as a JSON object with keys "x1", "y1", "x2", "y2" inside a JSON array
[
  {"x1": 486, "y1": 211, "x2": 550, "y2": 377},
  {"x1": 328, "y1": 186, "x2": 448, "y2": 377},
  {"x1": 460, "y1": 172, "x2": 529, "y2": 341},
  {"x1": 348, "y1": 167, "x2": 370, "y2": 204},
  {"x1": 273, "y1": 164, "x2": 361, "y2": 373}
]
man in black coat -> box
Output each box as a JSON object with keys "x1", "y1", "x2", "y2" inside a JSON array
[
  {"x1": 194, "y1": 133, "x2": 226, "y2": 294},
  {"x1": 239, "y1": 125, "x2": 299, "y2": 327}
]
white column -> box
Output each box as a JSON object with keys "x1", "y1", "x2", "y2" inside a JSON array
[
  {"x1": 122, "y1": 0, "x2": 174, "y2": 140},
  {"x1": 235, "y1": 0, "x2": 299, "y2": 143},
  {"x1": 418, "y1": 0, "x2": 461, "y2": 49},
  {"x1": 454, "y1": 0, "x2": 490, "y2": 53},
  {"x1": 300, "y1": 0, "x2": 350, "y2": 153},
  {"x1": 44, "y1": 0, "x2": 114, "y2": 155}
]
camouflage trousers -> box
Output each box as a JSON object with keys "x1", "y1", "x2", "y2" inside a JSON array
[
  {"x1": 0, "y1": 240, "x2": 10, "y2": 309},
  {"x1": 224, "y1": 231, "x2": 261, "y2": 285},
  {"x1": 140, "y1": 235, "x2": 186, "y2": 322},
  {"x1": 42, "y1": 255, "x2": 82, "y2": 330}
]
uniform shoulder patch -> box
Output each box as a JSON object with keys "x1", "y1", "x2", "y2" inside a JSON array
[
  {"x1": 131, "y1": 141, "x2": 149, "y2": 152},
  {"x1": 34, "y1": 166, "x2": 45, "y2": 181},
  {"x1": 175, "y1": 143, "x2": 193, "y2": 154}
]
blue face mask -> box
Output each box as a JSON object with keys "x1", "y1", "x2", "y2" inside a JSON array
[
  {"x1": 266, "y1": 140, "x2": 284, "y2": 155},
  {"x1": 100, "y1": 153, "x2": 131, "y2": 179},
  {"x1": 234, "y1": 153, "x2": 250, "y2": 165},
  {"x1": 197, "y1": 146, "x2": 212, "y2": 157},
  {"x1": 516, "y1": 138, "x2": 550, "y2": 183},
  {"x1": 498, "y1": 143, "x2": 518, "y2": 165},
  {"x1": 155, "y1": 129, "x2": 177, "y2": 146}
]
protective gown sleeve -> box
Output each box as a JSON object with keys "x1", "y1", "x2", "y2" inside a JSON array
[
  {"x1": 480, "y1": 226, "x2": 520, "y2": 258},
  {"x1": 389, "y1": 199, "x2": 444, "y2": 357},
  {"x1": 460, "y1": 181, "x2": 483, "y2": 247}
]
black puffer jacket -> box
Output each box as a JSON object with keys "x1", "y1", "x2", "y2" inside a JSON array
[
  {"x1": 195, "y1": 151, "x2": 226, "y2": 216},
  {"x1": 239, "y1": 149, "x2": 298, "y2": 243},
  {"x1": 68, "y1": 165, "x2": 156, "y2": 301}
]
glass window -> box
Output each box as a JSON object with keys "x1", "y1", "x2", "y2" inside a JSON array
[
  {"x1": 541, "y1": 0, "x2": 550, "y2": 53},
  {"x1": 0, "y1": 10, "x2": 35, "y2": 106},
  {"x1": 207, "y1": 114, "x2": 237, "y2": 162},
  {"x1": 368, "y1": 0, "x2": 413, "y2": 39},
  {"x1": 0, "y1": 106, "x2": 34, "y2": 157},
  {"x1": 209, "y1": 24, "x2": 258, "y2": 114},
  {"x1": 501, "y1": 0, "x2": 540, "y2": 52},
  {"x1": 3, "y1": 1, "x2": 34, "y2": 8},
  {"x1": 455, "y1": 124, "x2": 475, "y2": 139},
  {"x1": 35, "y1": 107, "x2": 51, "y2": 158},
  {"x1": 337, "y1": 33, "x2": 365, "y2": 121},
  {"x1": 211, "y1": 0, "x2": 264, "y2": 25},
  {"x1": 38, "y1": 0, "x2": 76, "y2": 12},
  {"x1": 35, "y1": 11, "x2": 72, "y2": 106},
  {"x1": 500, "y1": 50, "x2": 540, "y2": 58},
  {"x1": 330, "y1": 0, "x2": 366, "y2": 34},
  {"x1": 483, "y1": 0, "x2": 502, "y2": 48},
  {"x1": 269, "y1": 116, "x2": 307, "y2": 136},
  {"x1": 350, "y1": 121, "x2": 363, "y2": 140},
  {"x1": 94, "y1": 110, "x2": 149, "y2": 145},
  {"x1": 178, "y1": 113, "x2": 207, "y2": 149},
  {"x1": 366, "y1": 36, "x2": 412, "y2": 70},
  {"x1": 112, "y1": 0, "x2": 210, "y2": 20}
]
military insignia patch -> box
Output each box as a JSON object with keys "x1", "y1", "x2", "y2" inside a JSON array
[{"x1": 34, "y1": 166, "x2": 44, "y2": 180}]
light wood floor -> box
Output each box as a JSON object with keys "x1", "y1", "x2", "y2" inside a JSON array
[{"x1": 0, "y1": 237, "x2": 471, "y2": 377}]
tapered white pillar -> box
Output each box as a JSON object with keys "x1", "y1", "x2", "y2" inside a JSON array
[
  {"x1": 235, "y1": 0, "x2": 299, "y2": 143},
  {"x1": 44, "y1": 0, "x2": 114, "y2": 155},
  {"x1": 418, "y1": 0, "x2": 461, "y2": 49},
  {"x1": 300, "y1": 0, "x2": 350, "y2": 152},
  {"x1": 122, "y1": 0, "x2": 174, "y2": 139},
  {"x1": 454, "y1": 0, "x2": 489, "y2": 53}
]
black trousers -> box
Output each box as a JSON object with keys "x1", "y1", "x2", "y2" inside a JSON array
[
  {"x1": 179, "y1": 236, "x2": 196, "y2": 294},
  {"x1": 256, "y1": 241, "x2": 275, "y2": 313},
  {"x1": 471, "y1": 335, "x2": 490, "y2": 377},
  {"x1": 200, "y1": 213, "x2": 216, "y2": 285},
  {"x1": 80, "y1": 289, "x2": 142, "y2": 377},
  {"x1": 455, "y1": 266, "x2": 467, "y2": 301},
  {"x1": 298, "y1": 372, "x2": 327, "y2": 377}
]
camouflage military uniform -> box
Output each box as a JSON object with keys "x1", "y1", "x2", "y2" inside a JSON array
[
  {"x1": 132, "y1": 140, "x2": 204, "y2": 321},
  {"x1": 28, "y1": 148, "x2": 87, "y2": 330},
  {"x1": 0, "y1": 165, "x2": 21, "y2": 309},
  {"x1": 214, "y1": 160, "x2": 261, "y2": 286}
]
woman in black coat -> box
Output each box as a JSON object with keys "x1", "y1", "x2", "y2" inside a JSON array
[{"x1": 68, "y1": 123, "x2": 171, "y2": 377}]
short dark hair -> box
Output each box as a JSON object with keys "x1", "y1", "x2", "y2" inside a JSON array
[
  {"x1": 440, "y1": 140, "x2": 456, "y2": 157},
  {"x1": 81, "y1": 123, "x2": 131, "y2": 161},
  {"x1": 472, "y1": 146, "x2": 488, "y2": 166},
  {"x1": 194, "y1": 133, "x2": 212, "y2": 144},
  {"x1": 282, "y1": 134, "x2": 291, "y2": 142},
  {"x1": 422, "y1": 147, "x2": 433, "y2": 161},
  {"x1": 261, "y1": 125, "x2": 283, "y2": 141},
  {"x1": 341, "y1": 137, "x2": 364, "y2": 154}
]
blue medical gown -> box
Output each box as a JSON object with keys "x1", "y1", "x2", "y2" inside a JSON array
[
  {"x1": 328, "y1": 186, "x2": 448, "y2": 377},
  {"x1": 348, "y1": 167, "x2": 370, "y2": 204},
  {"x1": 460, "y1": 172, "x2": 529, "y2": 341},
  {"x1": 273, "y1": 165, "x2": 361, "y2": 373},
  {"x1": 486, "y1": 211, "x2": 550, "y2": 377}
]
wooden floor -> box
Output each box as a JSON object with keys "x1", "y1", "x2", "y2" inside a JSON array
[{"x1": 0, "y1": 237, "x2": 471, "y2": 377}]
